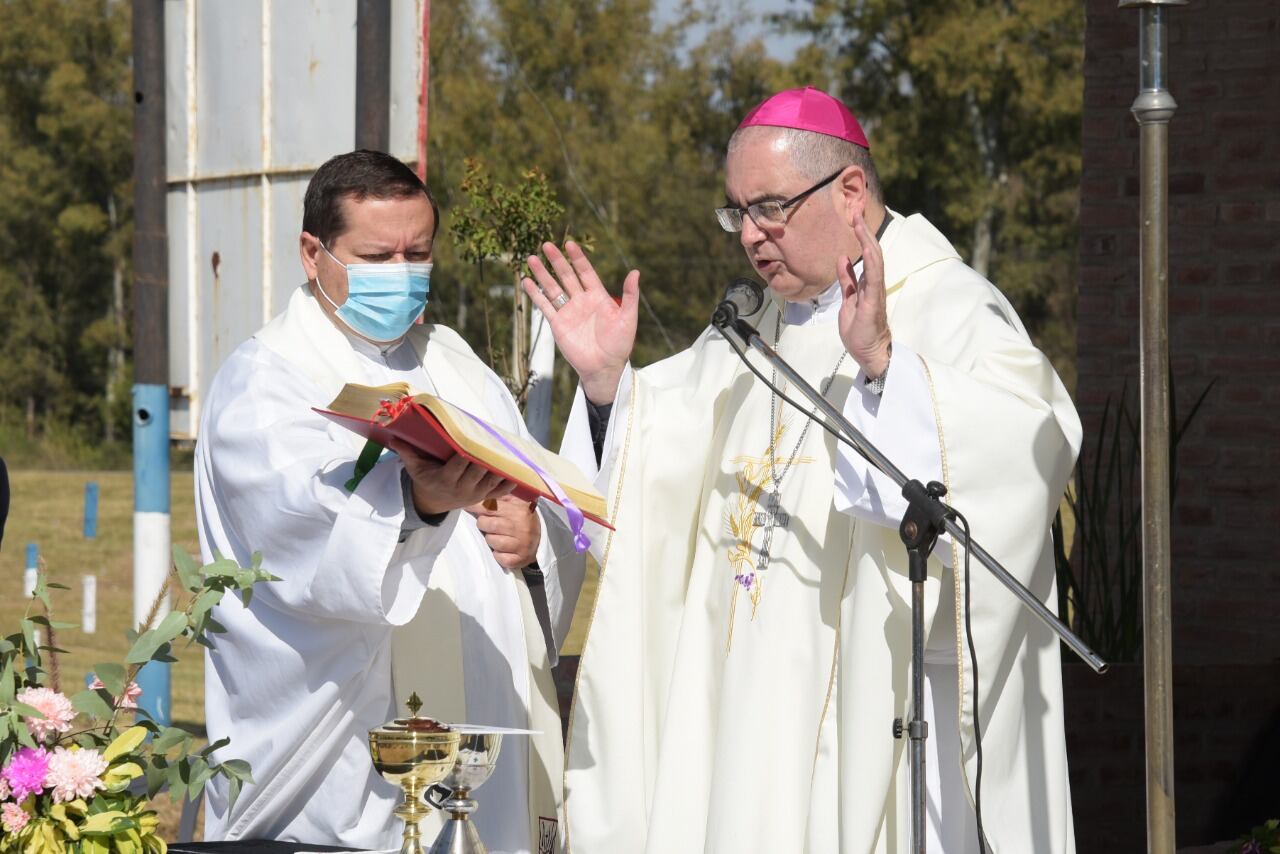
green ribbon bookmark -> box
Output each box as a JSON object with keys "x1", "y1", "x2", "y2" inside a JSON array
[{"x1": 345, "y1": 439, "x2": 387, "y2": 492}]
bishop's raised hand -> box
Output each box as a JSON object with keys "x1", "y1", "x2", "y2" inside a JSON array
[
  {"x1": 837, "y1": 210, "x2": 892, "y2": 379},
  {"x1": 522, "y1": 241, "x2": 640, "y2": 405}
]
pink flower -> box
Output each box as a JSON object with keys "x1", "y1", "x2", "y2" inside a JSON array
[
  {"x1": 0, "y1": 776, "x2": 9, "y2": 800},
  {"x1": 89, "y1": 676, "x2": 143, "y2": 710},
  {"x1": 1, "y1": 802, "x2": 28, "y2": 834},
  {"x1": 1, "y1": 747, "x2": 49, "y2": 801},
  {"x1": 45, "y1": 747, "x2": 107, "y2": 803},
  {"x1": 16, "y1": 687, "x2": 75, "y2": 740}
]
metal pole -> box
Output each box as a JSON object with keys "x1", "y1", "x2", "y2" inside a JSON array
[
  {"x1": 417, "y1": 0, "x2": 431, "y2": 181},
  {"x1": 132, "y1": 0, "x2": 172, "y2": 727},
  {"x1": 1119, "y1": 2, "x2": 1183, "y2": 851},
  {"x1": 355, "y1": 0, "x2": 392, "y2": 151}
]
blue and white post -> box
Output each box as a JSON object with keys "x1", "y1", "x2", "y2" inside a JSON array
[
  {"x1": 132, "y1": 387, "x2": 171, "y2": 726},
  {"x1": 23, "y1": 543, "x2": 38, "y2": 598},
  {"x1": 131, "y1": 0, "x2": 172, "y2": 728}
]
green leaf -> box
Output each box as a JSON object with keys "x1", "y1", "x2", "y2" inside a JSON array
[
  {"x1": 152, "y1": 726, "x2": 191, "y2": 753},
  {"x1": 102, "y1": 761, "x2": 145, "y2": 791},
  {"x1": 173, "y1": 545, "x2": 203, "y2": 592},
  {"x1": 11, "y1": 700, "x2": 45, "y2": 719},
  {"x1": 124, "y1": 629, "x2": 161, "y2": 665},
  {"x1": 20, "y1": 618, "x2": 38, "y2": 659},
  {"x1": 143, "y1": 758, "x2": 168, "y2": 798},
  {"x1": 103, "y1": 725, "x2": 149, "y2": 762},
  {"x1": 123, "y1": 613, "x2": 185, "y2": 665},
  {"x1": 93, "y1": 663, "x2": 127, "y2": 698},
  {"x1": 71, "y1": 687, "x2": 115, "y2": 720},
  {"x1": 0, "y1": 656, "x2": 15, "y2": 704},
  {"x1": 219, "y1": 758, "x2": 254, "y2": 783},
  {"x1": 226, "y1": 774, "x2": 244, "y2": 813},
  {"x1": 190, "y1": 588, "x2": 223, "y2": 620},
  {"x1": 78, "y1": 810, "x2": 135, "y2": 835},
  {"x1": 153, "y1": 611, "x2": 189, "y2": 646}
]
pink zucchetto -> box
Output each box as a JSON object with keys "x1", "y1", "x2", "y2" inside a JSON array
[{"x1": 737, "y1": 86, "x2": 870, "y2": 151}]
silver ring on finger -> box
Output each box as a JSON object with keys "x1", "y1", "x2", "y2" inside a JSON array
[{"x1": 551, "y1": 293, "x2": 570, "y2": 309}]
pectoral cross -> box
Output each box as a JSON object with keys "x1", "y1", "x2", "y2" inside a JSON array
[{"x1": 754, "y1": 490, "x2": 789, "y2": 572}]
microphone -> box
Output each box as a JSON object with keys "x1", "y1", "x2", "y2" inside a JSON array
[{"x1": 711, "y1": 277, "x2": 765, "y2": 329}]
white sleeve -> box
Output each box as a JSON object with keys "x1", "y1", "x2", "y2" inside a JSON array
[
  {"x1": 833, "y1": 342, "x2": 952, "y2": 562},
  {"x1": 559, "y1": 365, "x2": 634, "y2": 491},
  {"x1": 196, "y1": 350, "x2": 455, "y2": 627}
]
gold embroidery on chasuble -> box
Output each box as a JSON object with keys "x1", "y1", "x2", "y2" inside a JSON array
[{"x1": 725, "y1": 411, "x2": 814, "y2": 649}]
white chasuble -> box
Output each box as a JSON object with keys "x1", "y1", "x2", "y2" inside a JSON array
[
  {"x1": 559, "y1": 213, "x2": 1081, "y2": 853},
  {"x1": 197, "y1": 285, "x2": 583, "y2": 853}
]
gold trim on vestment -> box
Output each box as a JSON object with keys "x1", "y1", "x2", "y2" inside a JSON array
[
  {"x1": 561, "y1": 378, "x2": 638, "y2": 854},
  {"x1": 916, "y1": 356, "x2": 982, "y2": 817},
  {"x1": 725, "y1": 412, "x2": 815, "y2": 653}
]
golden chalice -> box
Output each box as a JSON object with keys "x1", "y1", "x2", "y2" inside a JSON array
[{"x1": 368, "y1": 694, "x2": 461, "y2": 854}]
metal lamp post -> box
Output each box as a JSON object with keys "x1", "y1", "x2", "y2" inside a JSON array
[{"x1": 1118, "y1": 1, "x2": 1185, "y2": 851}]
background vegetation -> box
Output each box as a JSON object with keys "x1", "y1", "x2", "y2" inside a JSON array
[{"x1": 0, "y1": 0, "x2": 1082, "y2": 465}]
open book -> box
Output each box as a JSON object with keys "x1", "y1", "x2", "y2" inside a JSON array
[{"x1": 315, "y1": 382, "x2": 610, "y2": 529}]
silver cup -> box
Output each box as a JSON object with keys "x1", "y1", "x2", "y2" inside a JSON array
[{"x1": 426, "y1": 730, "x2": 503, "y2": 854}]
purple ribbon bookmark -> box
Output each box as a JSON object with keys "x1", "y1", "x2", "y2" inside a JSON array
[{"x1": 460, "y1": 410, "x2": 592, "y2": 553}]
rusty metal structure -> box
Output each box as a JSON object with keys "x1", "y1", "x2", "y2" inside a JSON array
[{"x1": 163, "y1": 0, "x2": 428, "y2": 439}]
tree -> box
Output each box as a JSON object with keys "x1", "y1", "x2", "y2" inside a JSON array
[
  {"x1": 449, "y1": 158, "x2": 573, "y2": 401},
  {"x1": 780, "y1": 0, "x2": 1083, "y2": 388},
  {"x1": 0, "y1": 0, "x2": 133, "y2": 441}
]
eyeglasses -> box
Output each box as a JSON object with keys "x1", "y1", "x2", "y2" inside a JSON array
[{"x1": 715, "y1": 168, "x2": 846, "y2": 233}]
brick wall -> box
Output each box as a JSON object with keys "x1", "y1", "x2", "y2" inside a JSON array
[
  {"x1": 1073, "y1": 1, "x2": 1280, "y2": 848},
  {"x1": 1079, "y1": 0, "x2": 1280, "y2": 665}
]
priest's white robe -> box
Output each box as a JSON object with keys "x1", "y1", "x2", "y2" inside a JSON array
[
  {"x1": 559, "y1": 213, "x2": 1081, "y2": 853},
  {"x1": 196, "y1": 284, "x2": 584, "y2": 852}
]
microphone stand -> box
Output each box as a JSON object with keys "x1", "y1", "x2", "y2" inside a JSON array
[{"x1": 716, "y1": 315, "x2": 1107, "y2": 854}]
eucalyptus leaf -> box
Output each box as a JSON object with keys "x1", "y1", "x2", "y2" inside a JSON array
[
  {"x1": 153, "y1": 726, "x2": 191, "y2": 753},
  {"x1": 124, "y1": 629, "x2": 162, "y2": 665},
  {"x1": 173, "y1": 546, "x2": 203, "y2": 592},
  {"x1": 0, "y1": 656, "x2": 15, "y2": 703},
  {"x1": 71, "y1": 687, "x2": 115, "y2": 720},
  {"x1": 153, "y1": 611, "x2": 189, "y2": 646},
  {"x1": 20, "y1": 618, "x2": 37, "y2": 657},
  {"x1": 219, "y1": 758, "x2": 254, "y2": 783},
  {"x1": 93, "y1": 663, "x2": 127, "y2": 697}
]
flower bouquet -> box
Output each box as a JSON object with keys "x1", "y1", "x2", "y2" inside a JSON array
[{"x1": 0, "y1": 547, "x2": 276, "y2": 854}]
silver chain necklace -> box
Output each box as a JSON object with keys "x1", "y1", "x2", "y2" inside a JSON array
[{"x1": 754, "y1": 311, "x2": 847, "y2": 574}]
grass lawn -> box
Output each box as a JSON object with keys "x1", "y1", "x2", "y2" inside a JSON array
[{"x1": 2, "y1": 469, "x2": 205, "y2": 727}]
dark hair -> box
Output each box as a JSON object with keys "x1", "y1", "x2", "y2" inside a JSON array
[{"x1": 301, "y1": 150, "x2": 439, "y2": 245}]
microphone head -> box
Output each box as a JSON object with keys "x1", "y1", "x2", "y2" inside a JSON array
[{"x1": 725, "y1": 277, "x2": 765, "y2": 317}]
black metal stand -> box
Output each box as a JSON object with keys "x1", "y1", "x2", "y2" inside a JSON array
[
  {"x1": 897, "y1": 479, "x2": 951, "y2": 853},
  {"x1": 716, "y1": 316, "x2": 1107, "y2": 853}
]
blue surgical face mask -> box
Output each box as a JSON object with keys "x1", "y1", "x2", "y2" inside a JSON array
[{"x1": 316, "y1": 243, "x2": 432, "y2": 342}]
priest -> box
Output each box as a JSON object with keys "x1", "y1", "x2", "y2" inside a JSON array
[
  {"x1": 523, "y1": 88, "x2": 1081, "y2": 852},
  {"x1": 195, "y1": 150, "x2": 583, "y2": 852}
]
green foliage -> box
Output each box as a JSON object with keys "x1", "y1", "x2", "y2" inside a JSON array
[
  {"x1": 449, "y1": 158, "x2": 578, "y2": 391},
  {"x1": 0, "y1": 0, "x2": 134, "y2": 444},
  {"x1": 0, "y1": 0, "x2": 1086, "y2": 451},
  {"x1": 0, "y1": 549, "x2": 277, "y2": 853},
  {"x1": 780, "y1": 0, "x2": 1083, "y2": 389},
  {"x1": 451, "y1": 158, "x2": 569, "y2": 276},
  {"x1": 1231, "y1": 819, "x2": 1280, "y2": 854}
]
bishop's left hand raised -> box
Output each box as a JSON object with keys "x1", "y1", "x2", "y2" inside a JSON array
[{"x1": 837, "y1": 210, "x2": 892, "y2": 379}]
